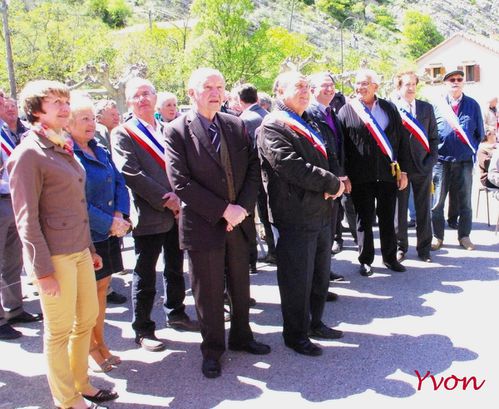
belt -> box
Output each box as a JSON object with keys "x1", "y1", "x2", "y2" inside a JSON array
[{"x1": 0, "y1": 193, "x2": 11, "y2": 199}]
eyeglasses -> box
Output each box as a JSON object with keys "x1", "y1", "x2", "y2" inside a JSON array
[
  {"x1": 132, "y1": 91, "x2": 155, "y2": 100},
  {"x1": 447, "y1": 77, "x2": 464, "y2": 83}
]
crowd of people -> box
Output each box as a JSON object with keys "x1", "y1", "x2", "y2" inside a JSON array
[{"x1": 0, "y1": 65, "x2": 497, "y2": 409}]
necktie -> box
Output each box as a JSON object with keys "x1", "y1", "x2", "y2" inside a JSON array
[
  {"x1": 325, "y1": 107, "x2": 339, "y2": 150},
  {"x1": 452, "y1": 102, "x2": 459, "y2": 115},
  {"x1": 208, "y1": 122, "x2": 220, "y2": 153}
]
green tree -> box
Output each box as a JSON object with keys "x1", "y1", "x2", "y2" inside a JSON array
[
  {"x1": 401, "y1": 10, "x2": 444, "y2": 59},
  {"x1": 86, "y1": 0, "x2": 132, "y2": 28},
  {"x1": 0, "y1": 0, "x2": 116, "y2": 91}
]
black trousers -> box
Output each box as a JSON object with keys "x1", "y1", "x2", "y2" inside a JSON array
[
  {"x1": 396, "y1": 173, "x2": 433, "y2": 257},
  {"x1": 132, "y1": 226, "x2": 185, "y2": 336},
  {"x1": 275, "y1": 221, "x2": 331, "y2": 344},
  {"x1": 350, "y1": 181, "x2": 397, "y2": 265},
  {"x1": 334, "y1": 194, "x2": 358, "y2": 243},
  {"x1": 256, "y1": 183, "x2": 276, "y2": 257},
  {"x1": 188, "y1": 227, "x2": 253, "y2": 360}
]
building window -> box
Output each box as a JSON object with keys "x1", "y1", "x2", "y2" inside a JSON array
[
  {"x1": 432, "y1": 67, "x2": 443, "y2": 78},
  {"x1": 464, "y1": 64, "x2": 480, "y2": 82}
]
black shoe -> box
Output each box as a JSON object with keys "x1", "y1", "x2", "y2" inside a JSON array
[
  {"x1": 383, "y1": 260, "x2": 407, "y2": 272},
  {"x1": 106, "y1": 291, "x2": 127, "y2": 304},
  {"x1": 359, "y1": 264, "x2": 373, "y2": 277},
  {"x1": 135, "y1": 334, "x2": 165, "y2": 352},
  {"x1": 331, "y1": 241, "x2": 343, "y2": 254},
  {"x1": 329, "y1": 272, "x2": 345, "y2": 282},
  {"x1": 202, "y1": 358, "x2": 221, "y2": 378},
  {"x1": 229, "y1": 339, "x2": 271, "y2": 355},
  {"x1": 82, "y1": 389, "x2": 119, "y2": 403},
  {"x1": 7, "y1": 311, "x2": 43, "y2": 324},
  {"x1": 250, "y1": 263, "x2": 258, "y2": 274},
  {"x1": 407, "y1": 219, "x2": 416, "y2": 228},
  {"x1": 309, "y1": 323, "x2": 344, "y2": 340},
  {"x1": 396, "y1": 250, "x2": 406, "y2": 262},
  {"x1": 418, "y1": 254, "x2": 432, "y2": 263},
  {"x1": 168, "y1": 312, "x2": 200, "y2": 332},
  {"x1": 285, "y1": 339, "x2": 323, "y2": 356},
  {"x1": 249, "y1": 297, "x2": 256, "y2": 307},
  {"x1": 447, "y1": 219, "x2": 458, "y2": 229},
  {"x1": 0, "y1": 323, "x2": 22, "y2": 340},
  {"x1": 259, "y1": 253, "x2": 276, "y2": 264},
  {"x1": 326, "y1": 292, "x2": 338, "y2": 302}
]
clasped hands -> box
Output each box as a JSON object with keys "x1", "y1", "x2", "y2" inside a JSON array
[
  {"x1": 324, "y1": 179, "x2": 346, "y2": 201},
  {"x1": 223, "y1": 204, "x2": 248, "y2": 232},
  {"x1": 109, "y1": 211, "x2": 132, "y2": 237},
  {"x1": 163, "y1": 192, "x2": 181, "y2": 219}
]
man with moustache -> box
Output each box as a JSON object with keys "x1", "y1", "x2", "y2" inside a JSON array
[
  {"x1": 338, "y1": 69, "x2": 409, "y2": 276},
  {"x1": 164, "y1": 68, "x2": 270, "y2": 378},
  {"x1": 112, "y1": 78, "x2": 198, "y2": 353},
  {"x1": 393, "y1": 71, "x2": 439, "y2": 262},
  {"x1": 259, "y1": 71, "x2": 345, "y2": 357},
  {"x1": 431, "y1": 70, "x2": 484, "y2": 251}
]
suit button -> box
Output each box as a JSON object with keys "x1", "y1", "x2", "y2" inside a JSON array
[{"x1": 108, "y1": 200, "x2": 113, "y2": 206}]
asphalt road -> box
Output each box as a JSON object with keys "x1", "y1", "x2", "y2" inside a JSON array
[{"x1": 1, "y1": 186, "x2": 498, "y2": 409}]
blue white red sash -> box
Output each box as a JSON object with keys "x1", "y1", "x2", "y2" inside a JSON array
[
  {"x1": 0, "y1": 127, "x2": 15, "y2": 157},
  {"x1": 271, "y1": 110, "x2": 327, "y2": 159},
  {"x1": 350, "y1": 98, "x2": 401, "y2": 179},
  {"x1": 124, "y1": 118, "x2": 165, "y2": 167},
  {"x1": 437, "y1": 99, "x2": 476, "y2": 154},
  {"x1": 398, "y1": 107, "x2": 430, "y2": 153}
]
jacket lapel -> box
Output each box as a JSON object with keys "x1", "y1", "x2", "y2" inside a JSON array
[{"x1": 186, "y1": 110, "x2": 223, "y2": 167}]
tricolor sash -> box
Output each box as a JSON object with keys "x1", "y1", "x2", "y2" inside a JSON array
[
  {"x1": 124, "y1": 118, "x2": 165, "y2": 167},
  {"x1": 437, "y1": 99, "x2": 476, "y2": 154},
  {"x1": 398, "y1": 107, "x2": 430, "y2": 153},
  {"x1": 0, "y1": 127, "x2": 15, "y2": 157},
  {"x1": 271, "y1": 110, "x2": 327, "y2": 159},
  {"x1": 350, "y1": 98, "x2": 401, "y2": 179}
]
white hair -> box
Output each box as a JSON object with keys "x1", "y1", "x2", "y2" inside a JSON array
[
  {"x1": 274, "y1": 71, "x2": 306, "y2": 98},
  {"x1": 155, "y1": 92, "x2": 177, "y2": 110},
  {"x1": 125, "y1": 77, "x2": 156, "y2": 101},
  {"x1": 187, "y1": 68, "x2": 225, "y2": 91},
  {"x1": 69, "y1": 92, "x2": 95, "y2": 115},
  {"x1": 356, "y1": 69, "x2": 381, "y2": 85}
]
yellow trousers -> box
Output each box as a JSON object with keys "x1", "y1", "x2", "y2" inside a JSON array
[{"x1": 38, "y1": 249, "x2": 98, "y2": 408}]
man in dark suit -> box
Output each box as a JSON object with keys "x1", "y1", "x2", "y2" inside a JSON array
[
  {"x1": 307, "y1": 72, "x2": 351, "y2": 285},
  {"x1": 259, "y1": 71, "x2": 345, "y2": 357},
  {"x1": 237, "y1": 83, "x2": 276, "y2": 266},
  {"x1": 338, "y1": 69, "x2": 409, "y2": 276},
  {"x1": 393, "y1": 71, "x2": 439, "y2": 262},
  {"x1": 164, "y1": 68, "x2": 270, "y2": 379},
  {"x1": 112, "y1": 78, "x2": 198, "y2": 353}
]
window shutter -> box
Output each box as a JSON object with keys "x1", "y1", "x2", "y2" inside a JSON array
[{"x1": 474, "y1": 64, "x2": 480, "y2": 82}]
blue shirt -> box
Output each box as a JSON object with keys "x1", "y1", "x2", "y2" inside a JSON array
[{"x1": 73, "y1": 139, "x2": 130, "y2": 242}]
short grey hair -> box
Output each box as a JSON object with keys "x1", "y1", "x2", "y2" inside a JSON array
[
  {"x1": 155, "y1": 92, "x2": 177, "y2": 110},
  {"x1": 94, "y1": 99, "x2": 117, "y2": 117},
  {"x1": 356, "y1": 69, "x2": 381, "y2": 85},
  {"x1": 125, "y1": 77, "x2": 156, "y2": 102},
  {"x1": 187, "y1": 68, "x2": 225, "y2": 91},
  {"x1": 274, "y1": 71, "x2": 307, "y2": 98},
  {"x1": 308, "y1": 72, "x2": 335, "y2": 90}
]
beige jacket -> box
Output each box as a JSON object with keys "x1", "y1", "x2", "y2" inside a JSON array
[{"x1": 7, "y1": 131, "x2": 93, "y2": 278}]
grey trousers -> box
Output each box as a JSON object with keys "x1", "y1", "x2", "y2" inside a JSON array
[{"x1": 0, "y1": 196, "x2": 24, "y2": 325}]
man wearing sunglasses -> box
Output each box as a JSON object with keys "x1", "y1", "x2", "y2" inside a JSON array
[{"x1": 431, "y1": 70, "x2": 484, "y2": 251}]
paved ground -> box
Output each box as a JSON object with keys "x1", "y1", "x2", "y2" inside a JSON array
[{"x1": 1, "y1": 182, "x2": 498, "y2": 409}]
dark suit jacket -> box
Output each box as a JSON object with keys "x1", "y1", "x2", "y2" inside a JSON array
[
  {"x1": 403, "y1": 99, "x2": 439, "y2": 176},
  {"x1": 306, "y1": 102, "x2": 345, "y2": 178},
  {"x1": 164, "y1": 110, "x2": 260, "y2": 251},
  {"x1": 239, "y1": 104, "x2": 269, "y2": 146},
  {"x1": 111, "y1": 118, "x2": 175, "y2": 236}
]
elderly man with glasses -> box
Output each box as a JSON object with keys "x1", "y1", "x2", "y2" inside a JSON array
[{"x1": 430, "y1": 70, "x2": 484, "y2": 251}]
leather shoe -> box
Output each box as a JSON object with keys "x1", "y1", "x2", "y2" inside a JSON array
[
  {"x1": 202, "y1": 358, "x2": 221, "y2": 378},
  {"x1": 0, "y1": 323, "x2": 22, "y2": 340},
  {"x1": 418, "y1": 254, "x2": 432, "y2": 263},
  {"x1": 326, "y1": 292, "x2": 338, "y2": 302},
  {"x1": 359, "y1": 264, "x2": 373, "y2": 277},
  {"x1": 168, "y1": 313, "x2": 200, "y2": 332},
  {"x1": 396, "y1": 250, "x2": 406, "y2": 262},
  {"x1": 135, "y1": 334, "x2": 165, "y2": 352},
  {"x1": 106, "y1": 290, "x2": 127, "y2": 304},
  {"x1": 383, "y1": 260, "x2": 406, "y2": 272},
  {"x1": 229, "y1": 339, "x2": 271, "y2": 355},
  {"x1": 331, "y1": 241, "x2": 343, "y2": 254},
  {"x1": 7, "y1": 311, "x2": 43, "y2": 324},
  {"x1": 407, "y1": 219, "x2": 416, "y2": 228},
  {"x1": 285, "y1": 339, "x2": 322, "y2": 356},
  {"x1": 447, "y1": 219, "x2": 458, "y2": 229},
  {"x1": 259, "y1": 253, "x2": 276, "y2": 264},
  {"x1": 249, "y1": 263, "x2": 258, "y2": 274},
  {"x1": 329, "y1": 272, "x2": 345, "y2": 282},
  {"x1": 431, "y1": 238, "x2": 443, "y2": 251},
  {"x1": 82, "y1": 389, "x2": 118, "y2": 403},
  {"x1": 309, "y1": 323, "x2": 343, "y2": 340}
]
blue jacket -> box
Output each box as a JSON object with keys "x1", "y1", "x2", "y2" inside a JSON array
[
  {"x1": 74, "y1": 139, "x2": 130, "y2": 242},
  {"x1": 433, "y1": 94, "x2": 484, "y2": 162}
]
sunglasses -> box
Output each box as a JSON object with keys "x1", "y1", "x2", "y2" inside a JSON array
[{"x1": 447, "y1": 77, "x2": 464, "y2": 83}]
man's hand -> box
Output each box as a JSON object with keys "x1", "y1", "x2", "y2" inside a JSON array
[
  {"x1": 163, "y1": 192, "x2": 181, "y2": 217},
  {"x1": 223, "y1": 204, "x2": 248, "y2": 227},
  {"x1": 339, "y1": 176, "x2": 352, "y2": 194},
  {"x1": 398, "y1": 172, "x2": 408, "y2": 191},
  {"x1": 324, "y1": 180, "x2": 345, "y2": 200},
  {"x1": 109, "y1": 217, "x2": 131, "y2": 237},
  {"x1": 92, "y1": 253, "x2": 103, "y2": 271},
  {"x1": 38, "y1": 275, "x2": 60, "y2": 297}
]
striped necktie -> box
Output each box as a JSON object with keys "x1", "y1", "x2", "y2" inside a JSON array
[{"x1": 208, "y1": 122, "x2": 221, "y2": 153}]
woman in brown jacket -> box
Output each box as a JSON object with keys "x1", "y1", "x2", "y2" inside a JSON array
[{"x1": 7, "y1": 81, "x2": 117, "y2": 409}]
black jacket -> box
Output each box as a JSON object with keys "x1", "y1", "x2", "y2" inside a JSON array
[
  {"x1": 258, "y1": 103, "x2": 341, "y2": 228},
  {"x1": 338, "y1": 97, "x2": 409, "y2": 185}
]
